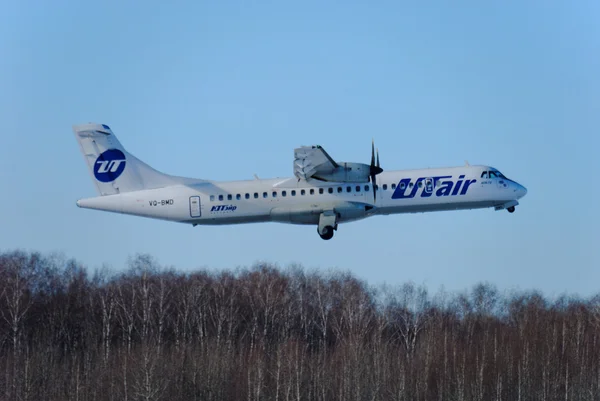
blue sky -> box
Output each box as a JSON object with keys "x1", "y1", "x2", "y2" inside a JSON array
[{"x1": 1, "y1": 0, "x2": 598, "y2": 296}]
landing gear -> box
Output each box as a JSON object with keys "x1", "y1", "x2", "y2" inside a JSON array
[
  {"x1": 495, "y1": 201, "x2": 519, "y2": 213},
  {"x1": 318, "y1": 210, "x2": 338, "y2": 240},
  {"x1": 318, "y1": 225, "x2": 335, "y2": 240}
]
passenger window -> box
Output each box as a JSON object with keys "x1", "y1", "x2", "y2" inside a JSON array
[
  {"x1": 301, "y1": 189, "x2": 306, "y2": 195},
  {"x1": 328, "y1": 188, "x2": 334, "y2": 194},
  {"x1": 356, "y1": 185, "x2": 361, "y2": 192},
  {"x1": 400, "y1": 183, "x2": 405, "y2": 190},
  {"x1": 245, "y1": 193, "x2": 250, "y2": 199},
  {"x1": 391, "y1": 183, "x2": 396, "y2": 189},
  {"x1": 365, "y1": 185, "x2": 370, "y2": 191},
  {"x1": 319, "y1": 188, "x2": 324, "y2": 194},
  {"x1": 272, "y1": 191, "x2": 277, "y2": 198},
  {"x1": 383, "y1": 184, "x2": 388, "y2": 190},
  {"x1": 227, "y1": 194, "x2": 232, "y2": 200},
  {"x1": 263, "y1": 192, "x2": 268, "y2": 198},
  {"x1": 291, "y1": 190, "x2": 296, "y2": 196},
  {"x1": 219, "y1": 195, "x2": 224, "y2": 201},
  {"x1": 236, "y1": 194, "x2": 241, "y2": 200},
  {"x1": 409, "y1": 183, "x2": 413, "y2": 188},
  {"x1": 210, "y1": 195, "x2": 215, "y2": 201},
  {"x1": 337, "y1": 187, "x2": 342, "y2": 193},
  {"x1": 254, "y1": 193, "x2": 259, "y2": 199},
  {"x1": 346, "y1": 186, "x2": 351, "y2": 193},
  {"x1": 282, "y1": 191, "x2": 287, "y2": 197},
  {"x1": 310, "y1": 189, "x2": 314, "y2": 195}
]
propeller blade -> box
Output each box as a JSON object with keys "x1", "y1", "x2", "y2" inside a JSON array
[
  {"x1": 371, "y1": 139, "x2": 375, "y2": 167},
  {"x1": 369, "y1": 139, "x2": 382, "y2": 203},
  {"x1": 369, "y1": 140, "x2": 383, "y2": 176},
  {"x1": 373, "y1": 175, "x2": 377, "y2": 202}
]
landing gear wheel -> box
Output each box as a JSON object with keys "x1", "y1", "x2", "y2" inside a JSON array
[
  {"x1": 318, "y1": 210, "x2": 337, "y2": 240},
  {"x1": 319, "y1": 225, "x2": 334, "y2": 240},
  {"x1": 507, "y1": 206, "x2": 515, "y2": 213}
]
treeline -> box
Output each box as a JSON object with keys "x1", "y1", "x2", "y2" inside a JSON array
[{"x1": 0, "y1": 250, "x2": 599, "y2": 401}]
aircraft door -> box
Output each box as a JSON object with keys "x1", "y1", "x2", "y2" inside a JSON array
[
  {"x1": 424, "y1": 178, "x2": 434, "y2": 195},
  {"x1": 189, "y1": 196, "x2": 201, "y2": 218}
]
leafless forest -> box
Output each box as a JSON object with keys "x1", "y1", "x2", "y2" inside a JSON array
[{"x1": 1, "y1": 250, "x2": 599, "y2": 401}]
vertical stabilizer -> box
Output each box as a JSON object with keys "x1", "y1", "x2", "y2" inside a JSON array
[{"x1": 73, "y1": 123, "x2": 179, "y2": 196}]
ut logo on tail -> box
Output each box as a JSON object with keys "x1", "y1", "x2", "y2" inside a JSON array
[{"x1": 94, "y1": 149, "x2": 126, "y2": 182}]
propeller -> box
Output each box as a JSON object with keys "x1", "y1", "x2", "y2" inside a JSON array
[{"x1": 369, "y1": 139, "x2": 383, "y2": 202}]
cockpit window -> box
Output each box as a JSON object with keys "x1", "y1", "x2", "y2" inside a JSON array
[{"x1": 483, "y1": 170, "x2": 507, "y2": 179}]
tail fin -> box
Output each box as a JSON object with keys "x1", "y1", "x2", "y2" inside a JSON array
[{"x1": 73, "y1": 123, "x2": 182, "y2": 196}]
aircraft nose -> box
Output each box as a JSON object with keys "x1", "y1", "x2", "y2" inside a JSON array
[{"x1": 516, "y1": 183, "x2": 527, "y2": 198}]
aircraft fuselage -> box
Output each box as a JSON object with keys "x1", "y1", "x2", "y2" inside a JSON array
[{"x1": 77, "y1": 165, "x2": 527, "y2": 228}]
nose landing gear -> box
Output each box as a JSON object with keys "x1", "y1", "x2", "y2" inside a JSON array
[{"x1": 495, "y1": 201, "x2": 519, "y2": 213}]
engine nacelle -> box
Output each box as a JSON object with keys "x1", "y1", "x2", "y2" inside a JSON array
[{"x1": 312, "y1": 162, "x2": 371, "y2": 183}]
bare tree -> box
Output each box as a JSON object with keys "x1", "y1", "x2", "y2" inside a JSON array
[
  {"x1": 386, "y1": 282, "x2": 431, "y2": 359},
  {"x1": 0, "y1": 252, "x2": 35, "y2": 401}
]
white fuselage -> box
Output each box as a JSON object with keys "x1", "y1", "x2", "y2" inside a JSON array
[{"x1": 77, "y1": 165, "x2": 527, "y2": 227}]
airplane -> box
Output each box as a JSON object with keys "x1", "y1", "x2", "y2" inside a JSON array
[{"x1": 73, "y1": 123, "x2": 527, "y2": 240}]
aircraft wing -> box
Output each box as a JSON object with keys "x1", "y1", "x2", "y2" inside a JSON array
[{"x1": 293, "y1": 145, "x2": 339, "y2": 181}]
